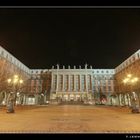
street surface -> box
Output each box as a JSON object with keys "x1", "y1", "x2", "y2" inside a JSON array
[{"x1": 0, "y1": 105, "x2": 140, "y2": 133}]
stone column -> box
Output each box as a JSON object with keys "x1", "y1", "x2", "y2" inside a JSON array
[
  {"x1": 51, "y1": 74, "x2": 54, "y2": 92},
  {"x1": 35, "y1": 94, "x2": 38, "y2": 105},
  {"x1": 128, "y1": 93, "x2": 132, "y2": 106},
  {"x1": 56, "y1": 64, "x2": 59, "y2": 93},
  {"x1": 23, "y1": 95, "x2": 26, "y2": 105},
  {"x1": 3, "y1": 92, "x2": 7, "y2": 105},
  {"x1": 85, "y1": 75, "x2": 88, "y2": 93},
  {"x1": 74, "y1": 75, "x2": 76, "y2": 91},
  {"x1": 68, "y1": 75, "x2": 70, "y2": 91},
  {"x1": 44, "y1": 94, "x2": 46, "y2": 103},
  {"x1": 79, "y1": 75, "x2": 81, "y2": 91},
  {"x1": 63, "y1": 74, "x2": 65, "y2": 92},
  {"x1": 123, "y1": 94, "x2": 126, "y2": 106},
  {"x1": 127, "y1": 94, "x2": 131, "y2": 106},
  {"x1": 119, "y1": 94, "x2": 122, "y2": 106},
  {"x1": 90, "y1": 75, "x2": 92, "y2": 91},
  {"x1": 56, "y1": 74, "x2": 59, "y2": 92}
]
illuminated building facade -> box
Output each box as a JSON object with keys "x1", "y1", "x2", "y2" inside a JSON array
[
  {"x1": 50, "y1": 65, "x2": 114, "y2": 104},
  {"x1": 0, "y1": 46, "x2": 31, "y2": 105},
  {"x1": 114, "y1": 49, "x2": 140, "y2": 106},
  {"x1": 0, "y1": 45, "x2": 140, "y2": 106}
]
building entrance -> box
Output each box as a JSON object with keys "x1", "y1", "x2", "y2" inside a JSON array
[{"x1": 59, "y1": 94, "x2": 84, "y2": 104}]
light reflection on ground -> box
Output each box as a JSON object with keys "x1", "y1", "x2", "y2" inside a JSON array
[{"x1": 0, "y1": 105, "x2": 140, "y2": 133}]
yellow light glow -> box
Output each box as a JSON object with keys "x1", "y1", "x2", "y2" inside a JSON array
[
  {"x1": 134, "y1": 77, "x2": 138, "y2": 82},
  {"x1": 123, "y1": 78, "x2": 129, "y2": 83},
  {"x1": 7, "y1": 79, "x2": 11, "y2": 83},
  {"x1": 127, "y1": 74, "x2": 132, "y2": 78},
  {"x1": 14, "y1": 75, "x2": 18, "y2": 79},
  {"x1": 19, "y1": 79, "x2": 23, "y2": 84},
  {"x1": 13, "y1": 78, "x2": 18, "y2": 84},
  {"x1": 131, "y1": 79, "x2": 135, "y2": 83}
]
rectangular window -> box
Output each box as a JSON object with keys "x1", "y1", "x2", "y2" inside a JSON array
[{"x1": 108, "y1": 86, "x2": 112, "y2": 92}]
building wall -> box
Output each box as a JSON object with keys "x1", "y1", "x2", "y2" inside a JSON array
[
  {"x1": 115, "y1": 49, "x2": 140, "y2": 94},
  {"x1": 1, "y1": 45, "x2": 140, "y2": 105},
  {"x1": 50, "y1": 67, "x2": 115, "y2": 102},
  {"x1": 114, "y1": 49, "x2": 140, "y2": 106},
  {"x1": 0, "y1": 46, "x2": 31, "y2": 93}
]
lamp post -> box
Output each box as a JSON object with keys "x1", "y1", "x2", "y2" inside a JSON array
[
  {"x1": 123, "y1": 74, "x2": 139, "y2": 113},
  {"x1": 7, "y1": 75, "x2": 23, "y2": 113}
]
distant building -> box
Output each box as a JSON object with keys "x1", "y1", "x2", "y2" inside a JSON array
[{"x1": 0, "y1": 45, "x2": 140, "y2": 106}]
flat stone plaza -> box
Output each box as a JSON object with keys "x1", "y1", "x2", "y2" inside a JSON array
[{"x1": 0, "y1": 105, "x2": 140, "y2": 133}]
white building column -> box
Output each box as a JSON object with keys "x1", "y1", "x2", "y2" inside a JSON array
[
  {"x1": 3, "y1": 92, "x2": 7, "y2": 105},
  {"x1": 23, "y1": 95, "x2": 26, "y2": 105},
  {"x1": 56, "y1": 64, "x2": 59, "y2": 93},
  {"x1": 79, "y1": 75, "x2": 81, "y2": 91},
  {"x1": 91, "y1": 74, "x2": 93, "y2": 92},
  {"x1": 63, "y1": 74, "x2": 65, "y2": 92},
  {"x1": 56, "y1": 74, "x2": 59, "y2": 92},
  {"x1": 51, "y1": 74, "x2": 54, "y2": 92},
  {"x1": 74, "y1": 75, "x2": 76, "y2": 91},
  {"x1": 85, "y1": 74, "x2": 88, "y2": 92},
  {"x1": 68, "y1": 74, "x2": 70, "y2": 91},
  {"x1": 85, "y1": 64, "x2": 88, "y2": 93}
]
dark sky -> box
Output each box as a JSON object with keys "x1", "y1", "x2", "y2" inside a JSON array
[{"x1": 0, "y1": 8, "x2": 140, "y2": 69}]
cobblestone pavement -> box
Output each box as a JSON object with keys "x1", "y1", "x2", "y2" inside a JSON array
[{"x1": 0, "y1": 105, "x2": 140, "y2": 133}]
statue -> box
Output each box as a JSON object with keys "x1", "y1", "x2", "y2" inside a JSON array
[
  {"x1": 85, "y1": 63, "x2": 88, "y2": 69},
  {"x1": 56, "y1": 64, "x2": 59, "y2": 69},
  {"x1": 90, "y1": 65, "x2": 92, "y2": 69}
]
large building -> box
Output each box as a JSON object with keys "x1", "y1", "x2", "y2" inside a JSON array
[
  {"x1": 0, "y1": 45, "x2": 140, "y2": 106},
  {"x1": 114, "y1": 49, "x2": 140, "y2": 107},
  {"x1": 0, "y1": 46, "x2": 31, "y2": 105}
]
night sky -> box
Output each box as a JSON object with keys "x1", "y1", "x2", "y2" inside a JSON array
[{"x1": 0, "y1": 8, "x2": 140, "y2": 69}]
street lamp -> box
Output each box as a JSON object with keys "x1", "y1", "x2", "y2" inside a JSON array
[
  {"x1": 123, "y1": 74, "x2": 139, "y2": 113},
  {"x1": 7, "y1": 75, "x2": 24, "y2": 113},
  {"x1": 123, "y1": 74, "x2": 138, "y2": 91}
]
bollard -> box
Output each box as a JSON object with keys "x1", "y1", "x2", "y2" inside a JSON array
[{"x1": 6, "y1": 98, "x2": 15, "y2": 113}]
